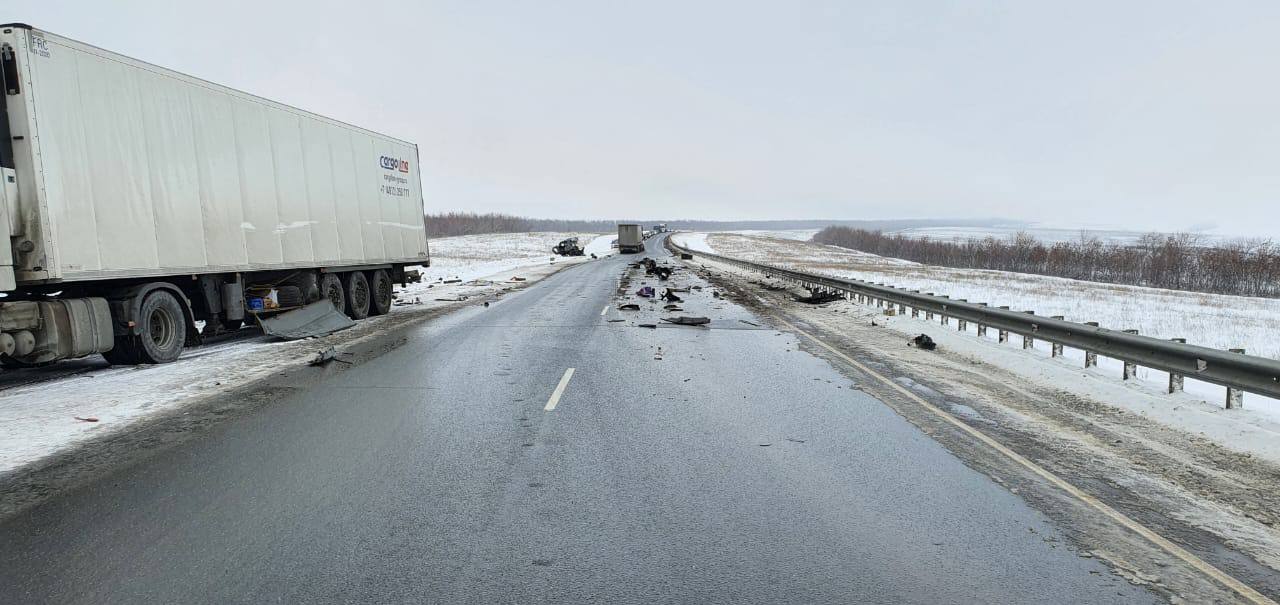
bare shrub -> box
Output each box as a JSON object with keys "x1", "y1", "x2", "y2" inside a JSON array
[{"x1": 812, "y1": 227, "x2": 1280, "y2": 298}]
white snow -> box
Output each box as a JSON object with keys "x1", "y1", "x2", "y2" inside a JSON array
[
  {"x1": 0, "y1": 232, "x2": 602, "y2": 476},
  {"x1": 694, "y1": 249, "x2": 1280, "y2": 465},
  {"x1": 689, "y1": 231, "x2": 1280, "y2": 423},
  {"x1": 670, "y1": 232, "x2": 715, "y2": 253},
  {"x1": 583, "y1": 234, "x2": 617, "y2": 257}
]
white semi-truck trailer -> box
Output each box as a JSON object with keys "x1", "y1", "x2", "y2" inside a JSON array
[
  {"x1": 0, "y1": 24, "x2": 429, "y2": 365},
  {"x1": 617, "y1": 224, "x2": 643, "y2": 254}
]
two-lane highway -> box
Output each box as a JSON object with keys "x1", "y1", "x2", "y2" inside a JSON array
[{"x1": 0, "y1": 235, "x2": 1155, "y2": 603}]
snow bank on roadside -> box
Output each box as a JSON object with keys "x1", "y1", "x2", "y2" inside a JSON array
[
  {"x1": 690, "y1": 231, "x2": 1280, "y2": 423},
  {"x1": 695, "y1": 252, "x2": 1280, "y2": 465},
  {"x1": 670, "y1": 232, "x2": 715, "y2": 253},
  {"x1": 0, "y1": 233, "x2": 600, "y2": 476}
]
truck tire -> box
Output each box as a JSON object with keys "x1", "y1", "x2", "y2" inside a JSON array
[
  {"x1": 320, "y1": 273, "x2": 345, "y2": 313},
  {"x1": 368, "y1": 269, "x2": 393, "y2": 316},
  {"x1": 137, "y1": 290, "x2": 187, "y2": 363},
  {"x1": 104, "y1": 290, "x2": 187, "y2": 364},
  {"x1": 343, "y1": 271, "x2": 371, "y2": 319}
]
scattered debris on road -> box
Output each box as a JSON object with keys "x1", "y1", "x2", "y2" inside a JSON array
[
  {"x1": 619, "y1": 303, "x2": 641, "y2": 311},
  {"x1": 639, "y1": 323, "x2": 657, "y2": 329},
  {"x1": 73, "y1": 416, "x2": 99, "y2": 423},
  {"x1": 442, "y1": 278, "x2": 462, "y2": 284},
  {"x1": 661, "y1": 316, "x2": 711, "y2": 326},
  {"x1": 795, "y1": 290, "x2": 842, "y2": 304},
  {"x1": 909, "y1": 334, "x2": 937, "y2": 350}
]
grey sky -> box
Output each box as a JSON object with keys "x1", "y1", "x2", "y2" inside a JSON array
[{"x1": 8, "y1": 1, "x2": 1279, "y2": 235}]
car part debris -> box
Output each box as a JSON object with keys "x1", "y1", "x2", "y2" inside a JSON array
[
  {"x1": 619, "y1": 303, "x2": 641, "y2": 311},
  {"x1": 661, "y1": 290, "x2": 682, "y2": 302},
  {"x1": 607, "y1": 319, "x2": 626, "y2": 323},
  {"x1": 434, "y1": 297, "x2": 468, "y2": 302},
  {"x1": 680, "y1": 253, "x2": 693, "y2": 260},
  {"x1": 393, "y1": 297, "x2": 423, "y2": 306},
  {"x1": 660, "y1": 316, "x2": 711, "y2": 326},
  {"x1": 443, "y1": 279, "x2": 462, "y2": 284},
  {"x1": 909, "y1": 334, "x2": 937, "y2": 350},
  {"x1": 663, "y1": 304, "x2": 682, "y2": 311},
  {"x1": 638, "y1": 323, "x2": 657, "y2": 329},
  {"x1": 509, "y1": 276, "x2": 527, "y2": 282},
  {"x1": 403, "y1": 269, "x2": 422, "y2": 283},
  {"x1": 636, "y1": 286, "x2": 656, "y2": 298},
  {"x1": 739, "y1": 319, "x2": 761, "y2": 327},
  {"x1": 795, "y1": 290, "x2": 841, "y2": 304},
  {"x1": 74, "y1": 416, "x2": 99, "y2": 423},
  {"x1": 590, "y1": 253, "x2": 598, "y2": 259},
  {"x1": 309, "y1": 346, "x2": 337, "y2": 365},
  {"x1": 259, "y1": 300, "x2": 356, "y2": 340}
]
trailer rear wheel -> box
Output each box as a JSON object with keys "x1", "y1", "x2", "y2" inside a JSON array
[
  {"x1": 320, "y1": 273, "x2": 345, "y2": 313},
  {"x1": 368, "y1": 269, "x2": 393, "y2": 316},
  {"x1": 343, "y1": 271, "x2": 371, "y2": 319}
]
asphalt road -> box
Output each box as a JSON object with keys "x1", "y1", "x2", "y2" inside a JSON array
[{"x1": 0, "y1": 235, "x2": 1156, "y2": 604}]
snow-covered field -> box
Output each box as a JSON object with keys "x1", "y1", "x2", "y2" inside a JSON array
[
  {"x1": 0, "y1": 232, "x2": 607, "y2": 476},
  {"x1": 888, "y1": 225, "x2": 1243, "y2": 246},
  {"x1": 406, "y1": 232, "x2": 611, "y2": 287},
  {"x1": 673, "y1": 231, "x2": 1280, "y2": 420}
]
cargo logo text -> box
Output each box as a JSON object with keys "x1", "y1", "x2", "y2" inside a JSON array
[{"x1": 380, "y1": 156, "x2": 410, "y2": 173}]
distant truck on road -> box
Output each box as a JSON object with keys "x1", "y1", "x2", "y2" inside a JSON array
[
  {"x1": 617, "y1": 224, "x2": 644, "y2": 253},
  {"x1": 0, "y1": 24, "x2": 429, "y2": 366}
]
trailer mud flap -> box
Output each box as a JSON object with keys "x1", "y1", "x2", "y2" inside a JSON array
[{"x1": 258, "y1": 300, "x2": 356, "y2": 340}]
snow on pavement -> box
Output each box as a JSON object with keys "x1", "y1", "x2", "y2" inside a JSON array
[
  {"x1": 0, "y1": 232, "x2": 604, "y2": 476},
  {"x1": 681, "y1": 231, "x2": 1280, "y2": 461}
]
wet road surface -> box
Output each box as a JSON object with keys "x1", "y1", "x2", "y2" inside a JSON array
[{"x1": 0, "y1": 235, "x2": 1156, "y2": 603}]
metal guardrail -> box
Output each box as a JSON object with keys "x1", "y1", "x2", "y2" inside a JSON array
[{"x1": 668, "y1": 238, "x2": 1280, "y2": 404}]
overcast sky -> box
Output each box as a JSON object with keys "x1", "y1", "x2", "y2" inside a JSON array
[{"x1": 8, "y1": 1, "x2": 1279, "y2": 235}]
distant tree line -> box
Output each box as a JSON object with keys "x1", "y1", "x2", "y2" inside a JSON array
[
  {"x1": 812, "y1": 226, "x2": 1280, "y2": 298},
  {"x1": 425, "y1": 212, "x2": 622, "y2": 237},
  {"x1": 426, "y1": 211, "x2": 1023, "y2": 238}
]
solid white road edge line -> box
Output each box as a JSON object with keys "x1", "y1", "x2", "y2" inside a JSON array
[
  {"x1": 544, "y1": 368, "x2": 576, "y2": 412},
  {"x1": 774, "y1": 316, "x2": 1276, "y2": 605}
]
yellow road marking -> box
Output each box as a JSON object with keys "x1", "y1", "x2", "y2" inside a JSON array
[{"x1": 775, "y1": 316, "x2": 1276, "y2": 605}]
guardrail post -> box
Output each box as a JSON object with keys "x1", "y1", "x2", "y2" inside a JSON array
[
  {"x1": 976, "y1": 303, "x2": 988, "y2": 336},
  {"x1": 1050, "y1": 316, "x2": 1064, "y2": 357},
  {"x1": 898, "y1": 303, "x2": 906, "y2": 315},
  {"x1": 1226, "y1": 348, "x2": 1246, "y2": 408},
  {"x1": 996, "y1": 306, "x2": 1009, "y2": 343},
  {"x1": 1168, "y1": 338, "x2": 1186, "y2": 392},
  {"x1": 911, "y1": 307, "x2": 919, "y2": 318},
  {"x1": 925, "y1": 294, "x2": 934, "y2": 320},
  {"x1": 1084, "y1": 322, "x2": 1099, "y2": 367},
  {"x1": 1122, "y1": 329, "x2": 1139, "y2": 379},
  {"x1": 1023, "y1": 311, "x2": 1036, "y2": 349},
  {"x1": 939, "y1": 296, "x2": 950, "y2": 325}
]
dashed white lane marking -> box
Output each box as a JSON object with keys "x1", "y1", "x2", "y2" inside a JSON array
[
  {"x1": 774, "y1": 316, "x2": 1276, "y2": 605},
  {"x1": 544, "y1": 368, "x2": 576, "y2": 411},
  {"x1": 600, "y1": 304, "x2": 609, "y2": 316}
]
